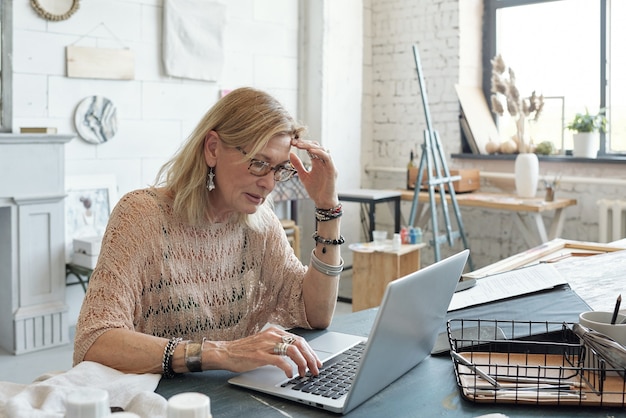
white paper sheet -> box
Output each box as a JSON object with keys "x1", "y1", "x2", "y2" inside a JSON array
[{"x1": 449, "y1": 263, "x2": 567, "y2": 311}]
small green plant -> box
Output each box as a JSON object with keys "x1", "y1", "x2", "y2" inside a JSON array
[{"x1": 566, "y1": 108, "x2": 607, "y2": 133}]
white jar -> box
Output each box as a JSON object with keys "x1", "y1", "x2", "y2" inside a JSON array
[
  {"x1": 65, "y1": 387, "x2": 110, "y2": 418},
  {"x1": 392, "y1": 233, "x2": 402, "y2": 251},
  {"x1": 167, "y1": 392, "x2": 212, "y2": 418}
]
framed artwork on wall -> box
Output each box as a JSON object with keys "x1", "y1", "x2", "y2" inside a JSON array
[{"x1": 65, "y1": 174, "x2": 117, "y2": 263}]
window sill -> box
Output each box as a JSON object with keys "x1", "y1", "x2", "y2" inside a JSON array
[{"x1": 451, "y1": 153, "x2": 626, "y2": 165}]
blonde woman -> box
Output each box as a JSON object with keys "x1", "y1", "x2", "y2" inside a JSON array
[{"x1": 73, "y1": 87, "x2": 343, "y2": 380}]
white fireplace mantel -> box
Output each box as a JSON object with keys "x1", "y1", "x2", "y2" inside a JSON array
[{"x1": 0, "y1": 134, "x2": 74, "y2": 354}]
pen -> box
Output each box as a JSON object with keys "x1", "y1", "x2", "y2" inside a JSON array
[
  {"x1": 451, "y1": 351, "x2": 500, "y2": 388},
  {"x1": 494, "y1": 375, "x2": 585, "y2": 388},
  {"x1": 474, "y1": 383, "x2": 573, "y2": 391},
  {"x1": 611, "y1": 294, "x2": 621, "y2": 325},
  {"x1": 472, "y1": 389, "x2": 584, "y2": 400}
]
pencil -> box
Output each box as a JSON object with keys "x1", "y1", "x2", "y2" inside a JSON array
[
  {"x1": 451, "y1": 351, "x2": 500, "y2": 388},
  {"x1": 611, "y1": 294, "x2": 621, "y2": 325}
]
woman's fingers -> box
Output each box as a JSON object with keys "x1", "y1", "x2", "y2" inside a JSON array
[
  {"x1": 291, "y1": 138, "x2": 331, "y2": 164},
  {"x1": 267, "y1": 330, "x2": 321, "y2": 377}
]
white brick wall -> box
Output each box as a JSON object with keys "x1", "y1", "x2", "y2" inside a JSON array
[
  {"x1": 362, "y1": 0, "x2": 626, "y2": 270},
  {"x1": 366, "y1": 0, "x2": 461, "y2": 171}
]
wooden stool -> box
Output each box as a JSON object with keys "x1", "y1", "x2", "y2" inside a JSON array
[
  {"x1": 280, "y1": 219, "x2": 301, "y2": 259},
  {"x1": 351, "y1": 243, "x2": 425, "y2": 312}
]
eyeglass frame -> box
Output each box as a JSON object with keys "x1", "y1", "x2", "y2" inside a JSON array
[{"x1": 235, "y1": 146, "x2": 297, "y2": 182}]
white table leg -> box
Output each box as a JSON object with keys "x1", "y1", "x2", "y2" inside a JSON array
[
  {"x1": 513, "y1": 213, "x2": 540, "y2": 248},
  {"x1": 530, "y1": 213, "x2": 549, "y2": 243},
  {"x1": 548, "y1": 208, "x2": 567, "y2": 240}
]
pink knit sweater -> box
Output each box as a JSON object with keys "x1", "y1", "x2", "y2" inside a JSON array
[{"x1": 73, "y1": 188, "x2": 309, "y2": 365}]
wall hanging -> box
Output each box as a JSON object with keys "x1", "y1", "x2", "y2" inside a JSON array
[
  {"x1": 163, "y1": 0, "x2": 226, "y2": 81},
  {"x1": 74, "y1": 95, "x2": 118, "y2": 144},
  {"x1": 31, "y1": 0, "x2": 80, "y2": 21},
  {"x1": 66, "y1": 23, "x2": 135, "y2": 80}
]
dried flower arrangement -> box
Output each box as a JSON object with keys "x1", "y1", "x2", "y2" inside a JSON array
[{"x1": 489, "y1": 54, "x2": 545, "y2": 154}]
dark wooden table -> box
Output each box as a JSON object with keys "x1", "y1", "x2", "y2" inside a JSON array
[{"x1": 156, "y1": 284, "x2": 624, "y2": 417}]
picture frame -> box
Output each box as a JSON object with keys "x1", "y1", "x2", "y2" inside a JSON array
[
  {"x1": 455, "y1": 84, "x2": 501, "y2": 155},
  {"x1": 463, "y1": 238, "x2": 626, "y2": 280},
  {"x1": 65, "y1": 174, "x2": 118, "y2": 263}
]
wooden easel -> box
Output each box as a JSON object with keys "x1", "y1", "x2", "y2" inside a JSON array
[{"x1": 408, "y1": 45, "x2": 473, "y2": 270}]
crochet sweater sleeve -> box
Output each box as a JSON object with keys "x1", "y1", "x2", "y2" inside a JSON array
[{"x1": 73, "y1": 189, "x2": 309, "y2": 365}]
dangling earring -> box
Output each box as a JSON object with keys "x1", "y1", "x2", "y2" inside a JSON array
[{"x1": 206, "y1": 167, "x2": 215, "y2": 191}]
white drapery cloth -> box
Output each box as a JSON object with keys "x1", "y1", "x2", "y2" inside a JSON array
[
  {"x1": 163, "y1": 0, "x2": 227, "y2": 81},
  {"x1": 0, "y1": 361, "x2": 165, "y2": 418}
]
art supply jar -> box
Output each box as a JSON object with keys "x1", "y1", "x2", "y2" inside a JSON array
[
  {"x1": 408, "y1": 227, "x2": 423, "y2": 244},
  {"x1": 392, "y1": 233, "x2": 402, "y2": 251},
  {"x1": 167, "y1": 392, "x2": 212, "y2": 418},
  {"x1": 414, "y1": 227, "x2": 422, "y2": 243},
  {"x1": 400, "y1": 227, "x2": 409, "y2": 244}
]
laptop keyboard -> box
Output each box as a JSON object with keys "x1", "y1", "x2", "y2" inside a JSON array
[{"x1": 281, "y1": 342, "x2": 366, "y2": 399}]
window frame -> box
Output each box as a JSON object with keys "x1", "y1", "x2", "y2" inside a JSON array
[{"x1": 482, "y1": 0, "x2": 618, "y2": 157}]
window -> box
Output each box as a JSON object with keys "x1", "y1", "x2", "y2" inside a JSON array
[{"x1": 483, "y1": 0, "x2": 624, "y2": 156}]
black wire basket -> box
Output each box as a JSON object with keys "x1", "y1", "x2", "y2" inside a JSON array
[{"x1": 447, "y1": 319, "x2": 626, "y2": 407}]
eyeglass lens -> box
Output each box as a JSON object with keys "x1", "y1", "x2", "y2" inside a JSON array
[{"x1": 237, "y1": 147, "x2": 296, "y2": 182}]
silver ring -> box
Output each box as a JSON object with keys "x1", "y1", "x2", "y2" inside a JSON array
[
  {"x1": 273, "y1": 342, "x2": 289, "y2": 356},
  {"x1": 307, "y1": 151, "x2": 321, "y2": 160},
  {"x1": 282, "y1": 335, "x2": 296, "y2": 345}
]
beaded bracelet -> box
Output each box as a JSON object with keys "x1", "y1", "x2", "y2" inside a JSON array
[
  {"x1": 315, "y1": 211, "x2": 343, "y2": 222},
  {"x1": 162, "y1": 337, "x2": 183, "y2": 378},
  {"x1": 310, "y1": 249, "x2": 345, "y2": 276},
  {"x1": 315, "y1": 204, "x2": 343, "y2": 222},
  {"x1": 312, "y1": 232, "x2": 346, "y2": 246},
  {"x1": 184, "y1": 338, "x2": 205, "y2": 373}
]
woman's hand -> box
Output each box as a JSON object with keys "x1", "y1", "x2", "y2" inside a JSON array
[
  {"x1": 208, "y1": 326, "x2": 322, "y2": 378},
  {"x1": 289, "y1": 138, "x2": 338, "y2": 209}
]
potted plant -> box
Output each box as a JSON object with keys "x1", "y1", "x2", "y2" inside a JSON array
[{"x1": 566, "y1": 108, "x2": 607, "y2": 158}]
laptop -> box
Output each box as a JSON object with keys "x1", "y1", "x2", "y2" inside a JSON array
[{"x1": 228, "y1": 249, "x2": 469, "y2": 414}]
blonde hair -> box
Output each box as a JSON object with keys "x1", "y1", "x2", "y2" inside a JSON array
[{"x1": 155, "y1": 87, "x2": 306, "y2": 229}]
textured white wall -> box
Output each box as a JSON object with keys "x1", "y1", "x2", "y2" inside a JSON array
[
  {"x1": 10, "y1": 0, "x2": 626, "y2": 273},
  {"x1": 12, "y1": 0, "x2": 300, "y2": 203},
  {"x1": 364, "y1": 0, "x2": 462, "y2": 186}
]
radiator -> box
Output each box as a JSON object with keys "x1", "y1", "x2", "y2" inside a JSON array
[{"x1": 597, "y1": 199, "x2": 626, "y2": 243}]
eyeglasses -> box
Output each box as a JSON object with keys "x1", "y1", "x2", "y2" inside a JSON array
[{"x1": 236, "y1": 147, "x2": 297, "y2": 182}]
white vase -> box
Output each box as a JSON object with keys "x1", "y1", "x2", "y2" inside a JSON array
[
  {"x1": 573, "y1": 132, "x2": 599, "y2": 158},
  {"x1": 514, "y1": 153, "x2": 539, "y2": 198}
]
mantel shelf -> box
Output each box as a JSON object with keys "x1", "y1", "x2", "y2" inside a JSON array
[{"x1": 0, "y1": 133, "x2": 74, "y2": 144}]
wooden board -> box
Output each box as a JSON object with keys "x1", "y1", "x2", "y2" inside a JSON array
[
  {"x1": 400, "y1": 190, "x2": 577, "y2": 213},
  {"x1": 455, "y1": 84, "x2": 501, "y2": 155},
  {"x1": 66, "y1": 45, "x2": 135, "y2": 80},
  {"x1": 20, "y1": 127, "x2": 57, "y2": 134},
  {"x1": 414, "y1": 168, "x2": 480, "y2": 193}
]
